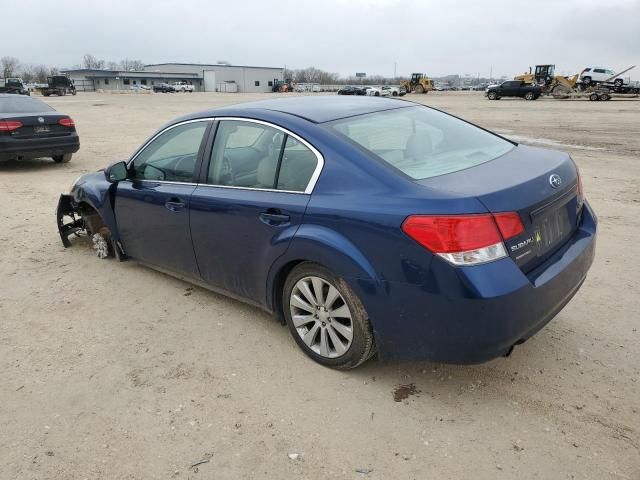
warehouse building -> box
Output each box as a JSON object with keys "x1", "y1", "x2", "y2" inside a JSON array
[
  {"x1": 63, "y1": 62, "x2": 283, "y2": 93},
  {"x1": 143, "y1": 63, "x2": 283, "y2": 93}
]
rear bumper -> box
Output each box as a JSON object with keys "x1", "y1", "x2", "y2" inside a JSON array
[
  {"x1": 0, "y1": 134, "x2": 80, "y2": 160},
  {"x1": 356, "y1": 201, "x2": 597, "y2": 363}
]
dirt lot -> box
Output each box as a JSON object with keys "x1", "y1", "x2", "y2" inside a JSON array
[{"x1": 1, "y1": 91, "x2": 638, "y2": 479}]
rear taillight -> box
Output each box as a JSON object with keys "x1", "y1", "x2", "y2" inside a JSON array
[
  {"x1": 59, "y1": 117, "x2": 75, "y2": 127},
  {"x1": 402, "y1": 213, "x2": 524, "y2": 266},
  {"x1": 0, "y1": 120, "x2": 23, "y2": 132}
]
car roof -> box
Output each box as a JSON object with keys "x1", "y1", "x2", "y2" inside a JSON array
[{"x1": 193, "y1": 96, "x2": 414, "y2": 123}]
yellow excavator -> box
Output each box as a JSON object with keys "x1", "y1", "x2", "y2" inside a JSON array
[
  {"x1": 401, "y1": 73, "x2": 434, "y2": 94},
  {"x1": 515, "y1": 65, "x2": 578, "y2": 96}
]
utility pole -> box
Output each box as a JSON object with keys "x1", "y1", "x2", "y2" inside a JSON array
[
  {"x1": 490, "y1": 66, "x2": 493, "y2": 82},
  {"x1": 394, "y1": 61, "x2": 397, "y2": 79}
]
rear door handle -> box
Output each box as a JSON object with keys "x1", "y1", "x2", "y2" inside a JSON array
[
  {"x1": 165, "y1": 197, "x2": 186, "y2": 212},
  {"x1": 259, "y1": 210, "x2": 290, "y2": 225}
]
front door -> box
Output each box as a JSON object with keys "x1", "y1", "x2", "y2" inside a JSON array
[
  {"x1": 190, "y1": 119, "x2": 321, "y2": 305},
  {"x1": 115, "y1": 120, "x2": 210, "y2": 277}
]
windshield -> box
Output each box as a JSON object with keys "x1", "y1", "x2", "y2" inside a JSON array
[
  {"x1": 329, "y1": 106, "x2": 514, "y2": 180},
  {"x1": 0, "y1": 96, "x2": 54, "y2": 114}
]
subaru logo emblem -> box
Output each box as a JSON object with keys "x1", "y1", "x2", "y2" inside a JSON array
[
  {"x1": 37, "y1": 117, "x2": 44, "y2": 123},
  {"x1": 549, "y1": 174, "x2": 562, "y2": 189}
]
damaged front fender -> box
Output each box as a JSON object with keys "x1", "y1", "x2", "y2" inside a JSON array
[{"x1": 56, "y1": 194, "x2": 84, "y2": 248}]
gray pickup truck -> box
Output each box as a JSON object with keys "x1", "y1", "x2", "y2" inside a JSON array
[{"x1": 486, "y1": 80, "x2": 541, "y2": 100}]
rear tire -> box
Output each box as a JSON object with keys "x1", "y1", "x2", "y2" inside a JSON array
[
  {"x1": 524, "y1": 91, "x2": 535, "y2": 100},
  {"x1": 614, "y1": 79, "x2": 623, "y2": 87},
  {"x1": 413, "y1": 84, "x2": 425, "y2": 94},
  {"x1": 589, "y1": 93, "x2": 599, "y2": 101},
  {"x1": 487, "y1": 91, "x2": 498, "y2": 100},
  {"x1": 53, "y1": 153, "x2": 72, "y2": 163},
  {"x1": 283, "y1": 262, "x2": 376, "y2": 369},
  {"x1": 583, "y1": 76, "x2": 592, "y2": 86}
]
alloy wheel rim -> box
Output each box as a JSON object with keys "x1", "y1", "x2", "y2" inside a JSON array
[{"x1": 290, "y1": 276, "x2": 353, "y2": 358}]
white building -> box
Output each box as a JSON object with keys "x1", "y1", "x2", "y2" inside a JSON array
[
  {"x1": 63, "y1": 62, "x2": 283, "y2": 93},
  {"x1": 143, "y1": 63, "x2": 283, "y2": 93}
]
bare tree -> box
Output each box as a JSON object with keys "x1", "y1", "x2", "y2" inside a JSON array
[
  {"x1": 19, "y1": 64, "x2": 35, "y2": 83},
  {"x1": 83, "y1": 53, "x2": 105, "y2": 70},
  {"x1": 120, "y1": 59, "x2": 144, "y2": 71},
  {"x1": 107, "y1": 61, "x2": 119, "y2": 70},
  {"x1": 33, "y1": 65, "x2": 49, "y2": 83},
  {"x1": 1, "y1": 56, "x2": 20, "y2": 78}
]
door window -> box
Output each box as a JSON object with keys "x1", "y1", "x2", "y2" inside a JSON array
[
  {"x1": 208, "y1": 120, "x2": 285, "y2": 188},
  {"x1": 277, "y1": 136, "x2": 318, "y2": 192},
  {"x1": 132, "y1": 121, "x2": 208, "y2": 182}
]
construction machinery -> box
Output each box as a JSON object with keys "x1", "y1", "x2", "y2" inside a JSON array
[
  {"x1": 514, "y1": 65, "x2": 579, "y2": 96},
  {"x1": 272, "y1": 78, "x2": 294, "y2": 93},
  {"x1": 401, "y1": 73, "x2": 434, "y2": 94}
]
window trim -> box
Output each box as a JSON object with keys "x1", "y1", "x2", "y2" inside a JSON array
[
  {"x1": 126, "y1": 117, "x2": 324, "y2": 195},
  {"x1": 202, "y1": 117, "x2": 324, "y2": 195},
  {"x1": 126, "y1": 118, "x2": 213, "y2": 184}
]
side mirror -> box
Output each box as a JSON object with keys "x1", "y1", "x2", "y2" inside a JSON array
[{"x1": 104, "y1": 161, "x2": 128, "y2": 183}]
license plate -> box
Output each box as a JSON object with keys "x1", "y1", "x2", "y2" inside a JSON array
[
  {"x1": 535, "y1": 206, "x2": 571, "y2": 253},
  {"x1": 34, "y1": 125, "x2": 50, "y2": 133}
]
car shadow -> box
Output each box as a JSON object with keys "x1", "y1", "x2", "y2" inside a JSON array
[{"x1": 0, "y1": 158, "x2": 65, "y2": 172}]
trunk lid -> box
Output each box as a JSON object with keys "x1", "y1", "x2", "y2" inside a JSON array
[
  {"x1": 418, "y1": 144, "x2": 581, "y2": 272},
  {"x1": 0, "y1": 112, "x2": 73, "y2": 139}
]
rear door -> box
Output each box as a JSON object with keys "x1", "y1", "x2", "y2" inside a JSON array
[
  {"x1": 114, "y1": 120, "x2": 210, "y2": 277},
  {"x1": 190, "y1": 119, "x2": 321, "y2": 303}
]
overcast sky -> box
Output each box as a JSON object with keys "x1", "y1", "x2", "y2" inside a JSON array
[{"x1": 4, "y1": 0, "x2": 639, "y2": 78}]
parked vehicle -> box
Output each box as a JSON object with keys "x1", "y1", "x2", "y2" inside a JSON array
[
  {"x1": 486, "y1": 81, "x2": 542, "y2": 100},
  {"x1": 38, "y1": 75, "x2": 76, "y2": 97},
  {"x1": 337, "y1": 86, "x2": 366, "y2": 95},
  {"x1": 153, "y1": 83, "x2": 176, "y2": 93},
  {"x1": 130, "y1": 84, "x2": 151, "y2": 91},
  {"x1": 365, "y1": 86, "x2": 390, "y2": 97},
  {"x1": 172, "y1": 81, "x2": 194, "y2": 93},
  {"x1": 0, "y1": 94, "x2": 79, "y2": 162},
  {"x1": 381, "y1": 85, "x2": 403, "y2": 96},
  {"x1": 0, "y1": 77, "x2": 30, "y2": 95},
  {"x1": 56, "y1": 96, "x2": 596, "y2": 369}
]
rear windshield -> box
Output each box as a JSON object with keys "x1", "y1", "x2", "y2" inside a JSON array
[
  {"x1": 329, "y1": 106, "x2": 514, "y2": 180},
  {"x1": 0, "y1": 96, "x2": 54, "y2": 114}
]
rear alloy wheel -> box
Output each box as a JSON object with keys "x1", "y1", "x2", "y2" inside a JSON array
[
  {"x1": 524, "y1": 91, "x2": 535, "y2": 101},
  {"x1": 284, "y1": 263, "x2": 375, "y2": 369},
  {"x1": 614, "y1": 79, "x2": 623, "y2": 87},
  {"x1": 53, "y1": 153, "x2": 72, "y2": 163}
]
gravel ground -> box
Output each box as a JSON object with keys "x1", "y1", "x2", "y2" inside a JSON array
[{"x1": 1, "y1": 91, "x2": 638, "y2": 479}]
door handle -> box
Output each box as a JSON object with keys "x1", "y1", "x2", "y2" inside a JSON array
[
  {"x1": 165, "y1": 197, "x2": 186, "y2": 212},
  {"x1": 259, "y1": 210, "x2": 290, "y2": 226}
]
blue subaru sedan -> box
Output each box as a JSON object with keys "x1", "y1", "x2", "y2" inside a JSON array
[{"x1": 57, "y1": 96, "x2": 596, "y2": 369}]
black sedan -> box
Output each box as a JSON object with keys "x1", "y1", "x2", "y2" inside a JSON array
[
  {"x1": 153, "y1": 83, "x2": 176, "y2": 93},
  {"x1": 337, "y1": 86, "x2": 366, "y2": 95},
  {"x1": 0, "y1": 94, "x2": 79, "y2": 163}
]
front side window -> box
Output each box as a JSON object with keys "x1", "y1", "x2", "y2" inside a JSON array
[
  {"x1": 208, "y1": 120, "x2": 284, "y2": 188},
  {"x1": 132, "y1": 121, "x2": 208, "y2": 182},
  {"x1": 255, "y1": 81, "x2": 260, "y2": 87},
  {"x1": 329, "y1": 106, "x2": 514, "y2": 180},
  {"x1": 123, "y1": 79, "x2": 130, "y2": 85}
]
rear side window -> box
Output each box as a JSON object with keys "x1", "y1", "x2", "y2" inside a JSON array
[
  {"x1": 132, "y1": 121, "x2": 207, "y2": 182},
  {"x1": 277, "y1": 136, "x2": 318, "y2": 192},
  {"x1": 207, "y1": 120, "x2": 318, "y2": 192},
  {"x1": 329, "y1": 106, "x2": 514, "y2": 180},
  {"x1": 0, "y1": 96, "x2": 53, "y2": 113},
  {"x1": 208, "y1": 120, "x2": 285, "y2": 188},
  {"x1": 594, "y1": 69, "x2": 606, "y2": 74}
]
